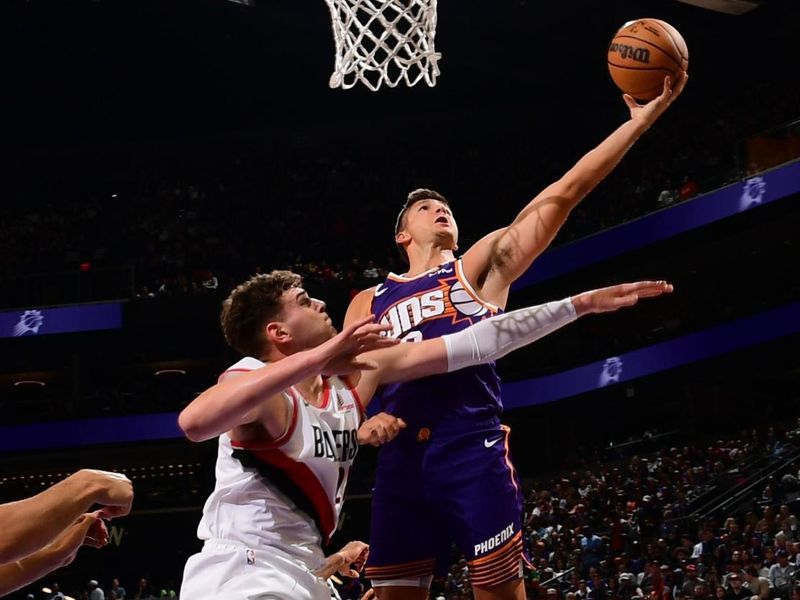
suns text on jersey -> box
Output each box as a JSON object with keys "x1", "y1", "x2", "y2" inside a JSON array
[
  {"x1": 312, "y1": 426, "x2": 358, "y2": 462},
  {"x1": 380, "y1": 289, "x2": 446, "y2": 338}
]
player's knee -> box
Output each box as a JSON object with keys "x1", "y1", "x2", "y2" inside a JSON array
[
  {"x1": 370, "y1": 580, "x2": 431, "y2": 600},
  {"x1": 471, "y1": 576, "x2": 525, "y2": 600}
]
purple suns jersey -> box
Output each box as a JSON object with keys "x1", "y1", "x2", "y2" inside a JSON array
[{"x1": 370, "y1": 258, "x2": 502, "y2": 433}]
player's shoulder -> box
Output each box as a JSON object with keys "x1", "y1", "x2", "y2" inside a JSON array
[
  {"x1": 218, "y1": 356, "x2": 267, "y2": 382},
  {"x1": 351, "y1": 286, "x2": 377, "y2": 303},
  {"x1": 344, "y1": 286, "x2": 378, "y2": 324}
]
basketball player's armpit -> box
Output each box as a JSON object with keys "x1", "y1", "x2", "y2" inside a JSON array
[{"x1": 443, "y1": 298, "x2": 578, "y2": 372}]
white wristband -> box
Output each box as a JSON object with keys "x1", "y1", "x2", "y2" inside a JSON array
[{"x1": 443, "y1": 298, "x2": 577, "y2": 373}]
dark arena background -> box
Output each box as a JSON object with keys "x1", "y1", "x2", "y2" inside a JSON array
[{"x1": 1, "y1": 0, "x2": 799, "y2": 598}]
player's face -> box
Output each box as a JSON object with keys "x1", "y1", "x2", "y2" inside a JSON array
[
  {"x1": 398, "y1": 199, "x2": 459, "y2": 250},
  {"x1": 275, "y1": 287, "x2": 336, "y2": 351}
]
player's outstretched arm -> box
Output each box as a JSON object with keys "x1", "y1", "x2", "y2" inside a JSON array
[
  {"x1": 356, "y1": 281, "x2": 673, "y2": 402},
  {"x1": 462, "y1": 73, "x2": 687, "y2": 306},
  {"x1": 178, "y1": 316, "x2": 396, "y2": 442},
  {"x1": 0, "y1": 470, "x2": 131, "y2": 565},
  {"x1": 0, "y1": 512, "x2": 108, "y2": 597}
]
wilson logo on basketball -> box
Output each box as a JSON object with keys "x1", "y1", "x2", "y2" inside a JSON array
[{"x1": 608, "y1": 43, "x2": 651, "y2": 64}]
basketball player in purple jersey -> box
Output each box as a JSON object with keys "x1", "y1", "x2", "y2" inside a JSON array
[{"x1": 345, "y1": 73, "x2": 688, "y2": 600}]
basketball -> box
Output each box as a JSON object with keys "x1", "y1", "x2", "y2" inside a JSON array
[{"x1": 607, "y1": 18, "x2": 689, "y2": 102}]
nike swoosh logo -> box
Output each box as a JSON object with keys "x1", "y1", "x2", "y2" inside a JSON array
[
  {"x1": 484, "y1": 437, "x2": 503, "y2": 448},
  {"x1": 374, "y1": 284, "x2": 387, "y2": 297}
]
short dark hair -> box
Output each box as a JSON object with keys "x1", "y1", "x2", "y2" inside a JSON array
[
  {"x1": 394, "y1": 188, "x2": 449, "y2": 260},
  {"x1": 220, "y1": 270, "x2": 302, "y2": 357},
  {"x1": 394, "y1": 188, "x2": 448, "y2": 236}
]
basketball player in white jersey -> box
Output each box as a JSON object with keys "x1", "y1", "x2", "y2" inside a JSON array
[{"x1": 177, "y1": 269, "x2": 671, "y2": 599}]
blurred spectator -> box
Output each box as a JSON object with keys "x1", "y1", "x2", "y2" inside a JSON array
[
  {"x1": 682, "y1": 564, "x2": 705, "y2": 597},
  {"x1": 726, "y1": 574, "x2": 749, "y2": 600},
  {"x1": 779, "y1": 506, "x2": 799, "y2": 541},
  {"x1": 657, "y1": 182, "x2": 677, "y2": 207},
  {"x1": 110, "y1": 578, "x2": 126, "y2": 599},
  {"x1": 618, "y1": 573, "x2": 643, "y2": 600},
  {"x1": 769, "y1": 550, "x2": 795, "y2": 596},
  {"x1": 89, "y1": 579, "x2": 105, "y2": 600},
  {"x1": 678, "y1": 176, "x2": 699, "y2": 201},
  {"x1": 132, "y1": 578, "x2": 157, "y2": 600},
  {"x1": 745, "y1": 565, "x2": 770, "y2": 600}
]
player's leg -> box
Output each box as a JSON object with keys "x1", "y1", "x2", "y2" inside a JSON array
[
  {"x1": 365, "y1": 447, "x2": 446, "y2": 600},
  {"x1": 366, "y1": 485, "x2": 441, "y2": 600},
  {"x1": 472, "y1": 578, "x2": 526, "y2": 600},
  {"x1": 371, "y1": 582, "x2": 431, "y2": 600},
  {"x1": 371, "y1": 553, "x2": 451, "y2": 600},
  {"x1": 428, "y1": 423, "x2": 526, "y2": 600}
]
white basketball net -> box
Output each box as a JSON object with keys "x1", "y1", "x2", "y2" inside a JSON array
[{"x1": 324, "y1": 0, "x2": 441, "y2": 91}]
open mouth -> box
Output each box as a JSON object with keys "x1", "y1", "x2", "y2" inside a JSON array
[{"x1": 435, "y1": 216, "x2": 449, "y2": 224}]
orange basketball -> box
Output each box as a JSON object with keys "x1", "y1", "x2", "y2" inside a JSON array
[{"x1": 607, "y1": 18, "x2": 689, "y2": 102}]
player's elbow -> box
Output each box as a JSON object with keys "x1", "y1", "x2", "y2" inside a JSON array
[
  {"x1": 178, "y1": 410, "x2": 212, "y2": 443},
  {"x1": 556, "y1": 173, "x2": 591, "y2": 202}
]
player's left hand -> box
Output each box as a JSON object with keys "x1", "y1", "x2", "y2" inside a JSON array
[
  {"x1": 314, "y1": 540, "x2": 369, "y2": 579},
  {"x1": 336, "y1": 540, "x2": 369, "y2": 578},
  {"x1": 624, "y1": 70, "x2": 688, "y2": 127},
  {"x1": 572, "y1": 280, "x2": 673, "y2": 315},
  {"x1": 357, "y1": 412, "x2": 407, "y2": 446},
  {"x1": 50, "y1": 511, "x2": 109, "y2": 568},
  {"x1": 83, "y1": 512, "x2": 110, "y2": 548}
]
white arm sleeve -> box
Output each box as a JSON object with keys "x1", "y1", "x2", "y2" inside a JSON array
[{"x1": 443, "y1": 298, "x2": 578, "y2": 372}]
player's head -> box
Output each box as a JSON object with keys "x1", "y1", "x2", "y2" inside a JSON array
[
  {"x1": 221, "y1": 270, "x2": 335, "y2": 359},
  {"x1": 395, "y1": 188, "x2": 458, "y2": 260}
]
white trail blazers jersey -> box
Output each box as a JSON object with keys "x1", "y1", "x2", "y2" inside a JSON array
[{"x1": 195, "y1": 357, "x2": 364, "y2": 566}]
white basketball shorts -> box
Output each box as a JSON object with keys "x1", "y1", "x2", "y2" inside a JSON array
[{"x1": 180, "y1": 541, "x2": 330, "y2": 600}]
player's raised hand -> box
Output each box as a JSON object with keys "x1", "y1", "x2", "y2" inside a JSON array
[
  {"x1": 357, "y1": 412, "x2": 407, "y2": 446},
  {"x1": 625, "y1": 70, "x2": 688, "y2": 126},
  {"x1": 315, "y1": 315, "x2": 399, "y2": 376},
  {"x1": 572, "y1": 281, "x2": 673, "y2": 315}
]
